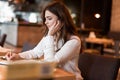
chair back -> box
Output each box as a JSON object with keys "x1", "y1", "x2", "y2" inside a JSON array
[
  {"x1": 21, "y1": 42, "x2": 35, "y2": 52},
  {"x1": 78, "y1": 53, "x2": 120, "y2": 80},
  {"x1": 0, "y1": 34, "x2": 7, "y2": 47},
  {"x1": 114, "y1": 40, "x2": 120, "y2": 55}
]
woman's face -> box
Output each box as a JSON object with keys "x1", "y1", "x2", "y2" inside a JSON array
[{"x1": 45, "y1": 10, "x2": 58, "y2": 29}]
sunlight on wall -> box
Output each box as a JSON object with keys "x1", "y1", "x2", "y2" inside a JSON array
[{"x1": 0, "y1": 1, "x2": 16, "y2": 23}]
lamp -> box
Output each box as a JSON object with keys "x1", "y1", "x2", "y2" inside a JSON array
[{"x1": 89, "y1": 31, "x2": 96, "y2": 38}]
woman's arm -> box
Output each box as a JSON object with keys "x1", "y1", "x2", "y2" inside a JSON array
[
  {"x1": 18, "y1": 37, "x2": 45, "y2": 59},
  {"x1": 43, "y1": 35, "x2": 81, "y2": 63},
  {"x1": 54, "y1": 38, "x2": 81, "y2": 63},
  {"x1": 5, "y1": 37, "x2": 46, "y2": 60},
  {"x1": 43, "y1": 36, "x2": 56, "y2": 61}
]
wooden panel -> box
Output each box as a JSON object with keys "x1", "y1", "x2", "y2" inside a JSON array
[
  {"x1": 110, "y1": 0, "x2": 120, "y2": 32},
  {"x1": 17, "y1": 25, "x2": 45, "y2": 47}
]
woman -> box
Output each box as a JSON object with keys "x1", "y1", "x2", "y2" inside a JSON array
[{"x1": 5, "y1": 1, "x2": 83, "y2": 80}]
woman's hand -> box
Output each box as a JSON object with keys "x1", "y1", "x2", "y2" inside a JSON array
[
  {"x1": 48, "y1": 20, "x2": 62, "y2": 36},
  {"x1": 5, "y1": 52, "x2": 21, "y2": 61}
]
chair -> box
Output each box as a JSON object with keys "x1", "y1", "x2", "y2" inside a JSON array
[
  {"x1": 103, "y1": 40, "x2": 120, "y2": 56},
  {"x1": 0, "y1": 34, "x2": 7, "y2": 47},
  {"x1": 81, "y1": 37, "x2": 101, "y2": 55},
  {"x1": 78, "y1": 53, "x2": 120, "y2": 80}
]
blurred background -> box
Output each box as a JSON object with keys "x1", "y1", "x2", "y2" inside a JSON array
[
  {"x1": 0, "y1": 0, "x2": 120, "y2": 79},
  {"x1": 0, "y1": 0, "x2": 119, "y2": 47}
]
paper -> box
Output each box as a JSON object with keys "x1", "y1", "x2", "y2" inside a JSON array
[
  {"x1": 0, "y1": 59, "x2": 39, "y2": 65},
  {"x1": 0, "y1": 46, "x2": 12, "y2": 53}
]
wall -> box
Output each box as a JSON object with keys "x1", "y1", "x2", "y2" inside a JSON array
[
  {"x1": 110, "y1": 0, "x2": 120, "y2": 32},
  {"x1": 17, "y1": 24, "x2": 45, "y2": 47},
  {"x1": 0, "y1": 22, "x2": 45, "y2": 47},
  {"x1": 1, "y1": 22, "x2": 18, "y2": 46}
]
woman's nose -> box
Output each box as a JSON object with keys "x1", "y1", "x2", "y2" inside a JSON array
[{"x1": 45, "y1": 21, "x2": 47, "y2": 24}]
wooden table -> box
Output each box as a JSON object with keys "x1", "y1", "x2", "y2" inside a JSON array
[
  {"x1": 85, "y1": 38, "x2": 113, "y2": 55},
  {"x1": 85, "y1": 38, "x2": 113, "y2": 45},
  {"x1": 0, "y1": 60, "x2": 75, "y2": 80},
  {"x1": 54, "y1": 68, "x2": 75, "y2": 80}
]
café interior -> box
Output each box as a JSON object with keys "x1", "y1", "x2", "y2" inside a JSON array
[{"x1": 0, "y1": 0, "x2": 120, "y2": 80}]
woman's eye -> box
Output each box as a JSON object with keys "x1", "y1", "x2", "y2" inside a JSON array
[{"x1": 48, "y1": 18, "x2": 52, "y2": 20}]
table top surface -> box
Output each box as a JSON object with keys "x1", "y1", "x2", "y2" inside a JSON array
[
  {"x1": 0, "y1": 59, "x2": 75, "y2": 80},
  {"x1": 85, "y1": 37, "x2": 113, "y2": 45}
]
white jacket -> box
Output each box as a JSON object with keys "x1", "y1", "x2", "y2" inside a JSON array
[{"x1": 19, "y1": 35, "x2": 83, "y2": 80}]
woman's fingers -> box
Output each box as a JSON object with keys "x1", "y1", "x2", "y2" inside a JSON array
[
  {"x1": 48, "y1": 20, "x2": 63, "y2": 36},
  {"x1": 49, "y1": 20, "x2": 57, "y2": 31},
  {"x1": 48, "y1": 21, "x2": 56, "y2": 35},
  {"x1": 56, "y1": 20, "x2": 62, "y2": 30},
  {"x1": 54, "y1": 20, "x2": 62, "y2": 33},
  {"x1": 5, "y1": 52, "x2": 11, "y2": 61},
  {"x1": 5, "y1": 52, "x2": 15, "y2": 61}
]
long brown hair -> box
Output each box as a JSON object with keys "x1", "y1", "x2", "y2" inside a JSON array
[{"x1": 41, "y1": 1, "x2": 78, "y2": 42}]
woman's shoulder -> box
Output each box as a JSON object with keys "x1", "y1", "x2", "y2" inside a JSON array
[
  {"x1": 70, "y1": 35, "x2": 81, "y2": 41},
  {"x1": 69, "y1": 35, "x2": 81, "y2": 44}
]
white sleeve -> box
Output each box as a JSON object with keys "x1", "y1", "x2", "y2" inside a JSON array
[
  {"x1": 54, "y1": 39, "x2": 81, "y2": 63},
  {"x1": 43, "y1": 36, "x2": 55, "y2": 61},
  {"x1": 19, "y1": 37, "x2": 45, "y2": 59}
]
